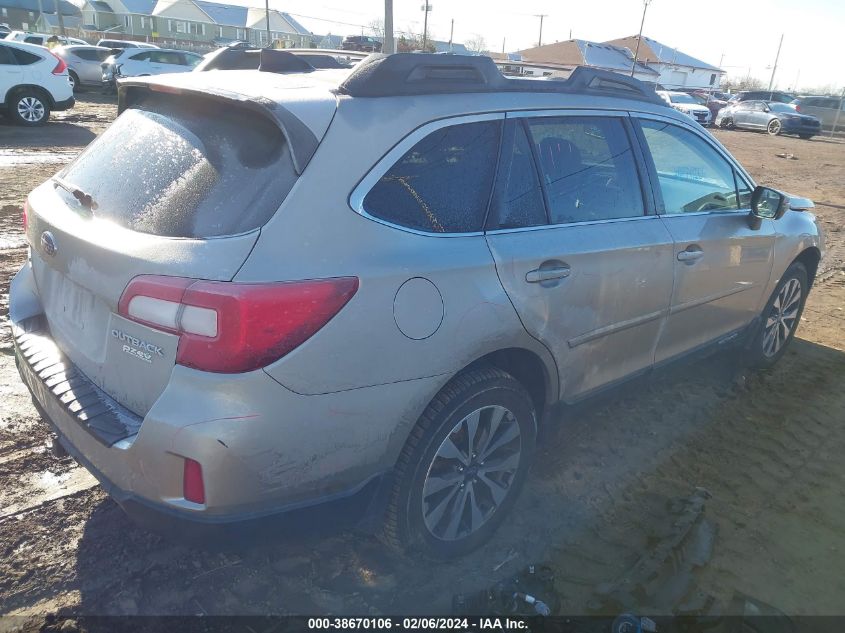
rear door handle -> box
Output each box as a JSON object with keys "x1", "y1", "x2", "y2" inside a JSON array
[
  {"x1": 677, "y1": 248, "x2": 704, "y2": 262},
  {"x1": 526, "y1": 266, "x2": 570, "y2": 283}
]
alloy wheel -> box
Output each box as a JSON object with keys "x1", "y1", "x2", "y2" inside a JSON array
[
  {"x1": 768, "y1": 119, "x2": 782, "y2": 135},
  {"x1": 17, "y1": 97, "x2": 46, "y2": 123},
  {"x1": 762, "y1": 278, "x2": 802, "y2": 358},
  {"x1": 421, "y1": 405, "x2": 522, "y2": 541}
]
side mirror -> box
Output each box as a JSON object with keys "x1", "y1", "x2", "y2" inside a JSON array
[{"x1": 749, "y1": 186, "x2": 788, "y2": 229}]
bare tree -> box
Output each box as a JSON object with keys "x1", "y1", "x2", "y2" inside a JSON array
[
  {"x1": 369, "y1": 18, "x2": 385, "y2": 40},
  {"x1": 396, "y1": 27, "x2": 435, "y2": 52},
  {"x1": 464, "y1": 34, "x2": 488, "y2": 54}
]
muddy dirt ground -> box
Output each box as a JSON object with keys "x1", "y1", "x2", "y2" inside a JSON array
[{"x1": 1, "y1": 95, "x2": 844, "y2": 626}]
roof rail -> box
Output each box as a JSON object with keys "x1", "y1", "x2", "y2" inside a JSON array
[{"x1": 337, "y1": 53, "x2": 664, "y2": 105}]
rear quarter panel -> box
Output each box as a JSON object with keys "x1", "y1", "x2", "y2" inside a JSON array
[{"x1": 235, "y1": 94, "x2": 558, "y2": 397}]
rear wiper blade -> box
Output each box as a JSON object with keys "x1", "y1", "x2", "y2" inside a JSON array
[{"x1": 51, "y1": 176, "x2": 98, "y2": 211}]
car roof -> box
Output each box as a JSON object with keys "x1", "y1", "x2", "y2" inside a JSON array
[
  {"x1": 0, "y1": 38, "x2": 48, "y2": 55},
  {"x1": 58, "y1": 44, "x2": 111, "y2": 51},
  {"x1": 126, "y1": 48, "x2": 197, "y2": 54},
  {"x1": 119, "y1": 56, "x2": 684, "y2": 124}
]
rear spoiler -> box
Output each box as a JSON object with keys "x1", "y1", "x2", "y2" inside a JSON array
[{"x1": 117, "y1": 79, "x2": 319, "y2": 175}]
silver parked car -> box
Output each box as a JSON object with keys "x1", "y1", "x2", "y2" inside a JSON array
[
  {"x1": 790, "y1": 95, "x2": 845, "y2": 130},
  {"x1": 53, "y1": 45, "x2": 114, "y2": 91},
  {"x1": 11, "y1": 55, "x2": 823, "y2": 557}
]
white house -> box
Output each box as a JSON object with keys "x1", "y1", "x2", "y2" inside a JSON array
[{"x1": 604, "y1": 35, "x2": 724, "y2": 90}]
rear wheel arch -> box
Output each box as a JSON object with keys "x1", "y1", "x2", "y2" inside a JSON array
[
  {"x1": 464, "y1": 347, "x2": 557, "y2": 426},
  {"x1": 6, "y1": 84, "x2": 55, "y2": 107}
]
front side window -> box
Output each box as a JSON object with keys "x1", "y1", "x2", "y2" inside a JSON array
[
  {"x1": 362, "y1": 120, "x2": 501, "y2": 233},
  {"x1": 639, "y1": 119, "x2": 744, "y2": 214},
  {"x1": 526, "y1": 116, "x2": 644, "y2": 224}
]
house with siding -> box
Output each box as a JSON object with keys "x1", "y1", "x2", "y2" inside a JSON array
[
  {"x1": 516, "y1": 39, "x2": 660, "y2": 83},
  {"x1": 604, "y1": 35, "x2": 724, "y2": 89},
  {"x1": 1, "y1": 0, "x2": 80, "y2": 32},
  {"x1": 77, "y1": 0, "x2": 311, "y2": 47}
]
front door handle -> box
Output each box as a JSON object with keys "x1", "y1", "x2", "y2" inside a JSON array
[
  {"x1": 526, "y1": 265, "x2": 571, "y2": 283},
  {"x1": 677, "y1": 248, "x2": 704, "y2": 263}
]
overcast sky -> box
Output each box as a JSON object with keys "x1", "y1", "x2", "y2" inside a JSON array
[{"x1": 264, "y1": 0, "x2": 842, "y2": 91}]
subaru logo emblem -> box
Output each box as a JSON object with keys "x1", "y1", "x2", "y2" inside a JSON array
[{"x1": 40, "y1": 231, "x2": 57, "y2": 257}]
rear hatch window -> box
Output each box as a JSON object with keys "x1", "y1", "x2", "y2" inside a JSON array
[{"x1": 56, "y1": 92, "x2": 297, "y2": 238}]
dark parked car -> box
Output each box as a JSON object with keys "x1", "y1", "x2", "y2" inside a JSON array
[
  {"x1": 728, "y1": 90, "x2": 795, "y2": 104},
  {"x1": 194, "y1": 42, "x2": 353, "y2": 72},
  {"x1": 716, "y1": 100, "x2": 821, "y2": 138},
  {"x1": 342, "y1": 35, "x2": 382, "y2": 52}
]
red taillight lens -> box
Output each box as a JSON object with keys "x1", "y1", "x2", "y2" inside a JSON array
[
  {"x1": 118, "y1": 275, "x2": 359, "y2": 373},
  {"x1": 794, "y1": 105, "x2": 801, "y2": 112},
  {"x1": 50, "y1": 52, "x2": 67, "y2": 75},
  {"x1": 183, "y1": 458, "x2": 205, "y2": 504}
]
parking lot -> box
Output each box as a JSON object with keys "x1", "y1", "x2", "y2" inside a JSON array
[{"x1": 1, "y1": 94, "x2": 845, "y2": 623}]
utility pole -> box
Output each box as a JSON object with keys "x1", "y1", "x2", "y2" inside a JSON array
[
  {"x1": 767, "y1": 33, "x2": 783, "y2": 92},
  {"x1": 264, "y1": 0, "x2": 271, "y2": 47},
  {"x1": 421, "y1": 2, "x2": 432, "y2": 52},
  {"x1": 830, "y1": 87, "x2": 844, "y2": 137},
  {"x1": 630, "y1": 0, "x2": 652, "y2": 76},
  {"x1": 448, "y1": 18, "x2": 453, "y2": 52},
  {"x1": 384, "y1": 0, "x2": 394, "y2": 54},
  {"x1": 502, "y1": 37, "x2": 505, "y2": 54},
  {"x1": 534, "y1": 14, "x2": 547, "y2": 47},
  {"x1": 53, "y1": 0, "x2": 66, "y2": 35}
]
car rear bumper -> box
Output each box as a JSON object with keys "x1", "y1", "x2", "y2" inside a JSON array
[
  {"x1": 12, "y1": 315, "x2": 389, "y2": 539},
  {"x1": 53, "y1": 96, "x2": 75, "y2": 111},
  {"x1": 10, "y1": 262, "x2": 439, "y2": 539}
]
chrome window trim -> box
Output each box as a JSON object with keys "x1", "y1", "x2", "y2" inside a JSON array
[
  {"x1": 505, "y1": 108, "x2": 629, "y2": 119},
  {"x1": 485, "y1": 213, "x2": 662, "y2": 236},
  {"x1": 348, "y1": 112, "x2": 505, "y2": 238}
]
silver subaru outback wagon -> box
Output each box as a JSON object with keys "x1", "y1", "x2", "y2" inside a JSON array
[{"x1": 11, "y1": 54, "x2": 823, "y2": 557}]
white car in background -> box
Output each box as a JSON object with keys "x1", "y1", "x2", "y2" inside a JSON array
[
  {"x1": 656, "y1": 90, "x2": 712, "y2": 126},
  {"x1": 0, "y1": 39, "x2": 73, "y2": 125},
  {"x1": 4, "y1": 30, "x2": 87, "y2": 47},
  {"x1": 102, "y1": 48, "x2": 203, "y2": 87}
]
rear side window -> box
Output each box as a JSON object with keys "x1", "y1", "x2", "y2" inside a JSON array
[
  {"x1": 130, "y1": 51, "x2": 151, "y2": 61},
  {"x1": 57, "y1": 93, "x2": 297, "y2": 238},
  {"x1": 11, "y1": 48, "x2": 41, "y2": 65},
  {"x1": 362, "y1": 120, "x2": 501, "y2": 233},
  {"x1": 489, "y1": 120, "x2": 546, "y2": 230},
  {"x1": 0, "y1": 44, "x2": 15, "y2": 65},
  {"x1": 526, "y1": 116, "x2": 644, "y2": 224}
]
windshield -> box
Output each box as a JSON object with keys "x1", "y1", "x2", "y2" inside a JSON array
[
  {"x1": 57, "y1": 93, "x2": 297, "y2": 238},
  {"x1": 669, "y1": 93, "x2": 698, "y2": 104}
]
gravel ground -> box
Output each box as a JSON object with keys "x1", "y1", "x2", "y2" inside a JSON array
[{"x1": 1, "y1": 95, "x2": 844, "y2": 625}]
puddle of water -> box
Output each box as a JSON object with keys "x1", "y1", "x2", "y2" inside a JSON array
[{"x1": 0, "y1": 149, "x2": 79, "y2": 167}]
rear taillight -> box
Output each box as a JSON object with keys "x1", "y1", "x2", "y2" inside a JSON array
[
  {"x1": 118, "y1": 275, "x2": 358, "y2": 373},
  {"x1": 183, "y1": 458, "x2": 205, "y2": 504},
  {"x1": 794, "y1": 105, "x2": 801, "y2": 112},
  {"x1": 50, "y1": 52, "x2": 67, "y2": 75}
]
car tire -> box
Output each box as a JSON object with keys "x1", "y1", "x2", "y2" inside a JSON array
[
  {"x1": 748, "y1": 262, "x2": 808, "y2": 368},
  {"x1": 720, "y1": 117, "x2": 734, "y2": 129},
  {"x1": 383, "y1": 366, "x2": 537, "y2": 559},
  {"x1": 68, "y1": 71, "x2": 80, "y2": 92},
  {"x1": 9, "y1": 91, "x2": 51, "y2": 126},
  {"x1": 767, "y1": 119, "x2": 782, "y2": 135}
]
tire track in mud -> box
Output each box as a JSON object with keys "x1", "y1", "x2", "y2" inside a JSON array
[{"x1": 544, "y1": 280, "x2": 845, "y2": 615}]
